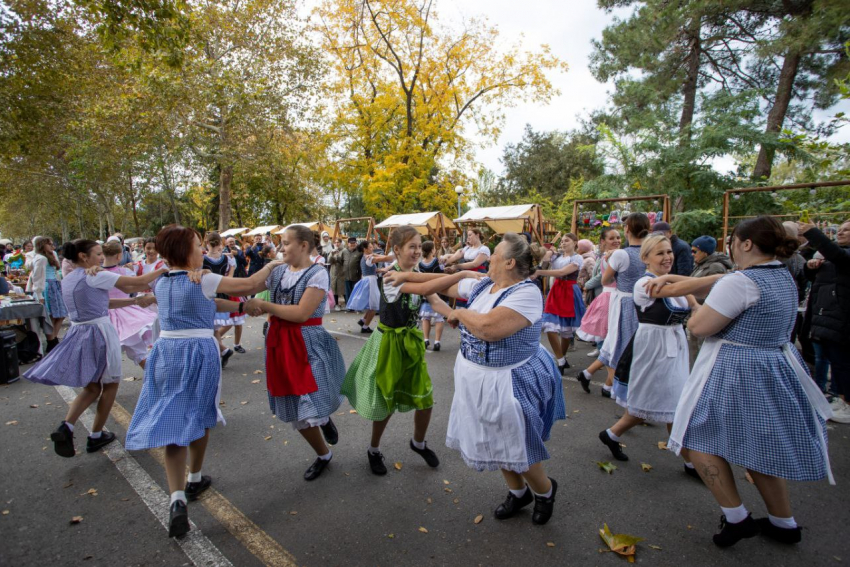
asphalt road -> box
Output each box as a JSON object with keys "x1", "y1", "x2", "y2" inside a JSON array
[{"x1": 1, "y1": 311, "x2": 848, "y2": 567}]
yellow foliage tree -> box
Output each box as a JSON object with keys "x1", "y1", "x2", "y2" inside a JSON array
[{"x1": 314, "y1": 0, "x2": 567, "y2": 219}]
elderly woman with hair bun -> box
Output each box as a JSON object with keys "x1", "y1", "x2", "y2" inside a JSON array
[{"x1": 386, "y1": 232, "x2": 566, "y2": 525}]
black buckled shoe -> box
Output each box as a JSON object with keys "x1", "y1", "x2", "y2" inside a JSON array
[
  {"x1": 361, "y1": 327, "x2": 373, "y2": 334},
  {"x1": 558, "y1": 360, "x2": 570, "y2": 375},
  {"x1": 233, "y1": 345, "x2": 246, "y2": 354},
  {"x1": 320, "y1": 418, "x2": 339, "y2": 446},
  {"x1": 409, "y1": 440, "x2": 439, "y2": 468},
  {"x1": 367, "y1": 450, "x2": 387, "y2": 475},
  {"x1": 50, "y1": 422, "x2": 75, "y2": 458},
  {"x1": 576, "y1": 371, "x2": 591, "y2": 393},
  {"x1": 494, "y1": 487, "x2": 534, "y2": 520},
  {"x1": 184, "y1": 475, "x2": 212, "y2": 501},
  {"x1": 304, "y1": 456, "x2": 332, "y2": 481},
  {"x1": 220, "y1": 348, "x2": 234, "y2": 368},
  {"x1": 755, "y1": 518, "x2": 802, "y2": 544},
  {"x1": 531, "y1": 478, "x2": 558, "y2": 525},
  {"x1": 712, "y1": 514, "x2": 758, "y2": 548},
  {"x1": 168, "y1": 500, "x2": 190, "y2": 538},
  {"x1": 46, "y1": 337, "x2": 59, "y2": 353},
  {"x1": 433, "y1": 342, "x2": 441, "y2": 352},
  {"x1": 599, "y1": 430, "x2": 628, "y2": 461},
  {"x1": 601, "y1": 388, "x2": 612, "y2": 398},
  {"x1": 86, "y1": 431, "x2": 116, "y2": 453}
]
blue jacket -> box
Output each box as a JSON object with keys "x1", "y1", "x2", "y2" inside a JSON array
[{"x1": 670, "y1": 235, "x2": 693, "y2": 276}]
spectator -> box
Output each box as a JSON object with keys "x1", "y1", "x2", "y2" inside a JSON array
[
  {"x1": 341, "y1": 237, "x2": 362, "y2": 308},
  {"x1": 107, "y1": 234, "x2": 133, "y2": 266},
  {"x1": 576, "y1": 239, "x2": 596, "y2": 289},
  {"x1": 800, "y1": 220, "x2": 850, "y2": 424},
  {"x1": 225, "y1": 236, "x2": 248, "y2": 277},
  {"x1": 652, "y1": 222, "x2": 693, "y2": 275},
  {"x1": 245, "y1": 235, "x2": 265, "y2": 276},
  {"x1": 689, "y1": 236, "x2": 733, "y2": 279},
  {"x1": 319, "y1": 231, "x2": 334, "y2": 261},
  {"x1": 328, "y1": 238, "x2": 346, "y2": 311}
]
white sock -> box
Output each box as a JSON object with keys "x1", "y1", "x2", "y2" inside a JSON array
[
  {"x1": 234, "y1": 344, "x2": 241, "y2": 348},
  {"x1": 187, "y1": 471, "x2": 202, "y2": 483},
  {"x1": 435, "y1": 341, "x2": 440, "y2": 345},
  {"x1": 720, "y1": 504, "x2": 749, "y2": 524},
  {"x1": 684, "y1": 462, "x2": 695, "y2": 469},
  {"x1": 606, "y1": 429, "x2": 621, "y2": 442},
  {"x1": 509, "y1": 486, "x2": 528, "y2": 498},
  {"x1": 533, "y1": 485, "x2": 553, "y2": 499},
  {"x1": 581, "y1": 369, "x2": 591, "y2": 380},
  {"x1": 768, "y1": 514, "x2": 797, "y2": 529},
  {"x1": 64, "y1": 421, "x2": 75, "y2": 432},
  {"x1": 411, "y1": 439, "x2": 426, "y2": 450},
  {"x1": 88, "y1": 431, "x2": 102, "y2": 439},
  {"x1": 318, "y1": 450, "x2": 333, "y2": 461},
  {"x1": 368, "y1": 445, "x2": 381, "y2": 455},
  {"x1": 557, "y1": 356, "x2": 566, "y2": 365},
  {"x1": 602, "y1": 384, "x2": 612, "y2": 392},
  {"x1": 170, "y1": 491, "x2": 187, "y2": 505}
]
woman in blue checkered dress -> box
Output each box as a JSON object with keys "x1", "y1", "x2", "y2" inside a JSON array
[
  {"x1": 124, "y1": 225, "x2": 281, "y2": 539},
  {"x1": 386, "y1": 233, "x2": 566, "y2": 526},
  {"x1": 242, "y1": 225, "x2": 346, "y2": 482},
  {"x1": 652, "y1": 217, "x2": 833, "y2": 548}
]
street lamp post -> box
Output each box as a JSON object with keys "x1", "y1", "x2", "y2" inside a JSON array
[{"x1": 455, "y1": 185, "x2": 464, "y2": 244}]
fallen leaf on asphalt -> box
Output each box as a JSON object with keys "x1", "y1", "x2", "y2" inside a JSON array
[
  {"x1": 599, "y1": 523, "x2": 643, "y2": 561},
  {"x1": 572, "y1": 410, "x2": 580, "y2": 413},
  {"x1": 29, "y1": 404, "x2": 38, "y2": 408},
  {"x1": 619, "y1": 443, "x2": 627, "y2": 448},
  {"x1": 745, "y1": 472, "x2": 754, "y2": 484},
  {"x1": 387, "y1": 533, "x2": 394, "y2": 538},
  {"x1": 290, "y1": 511, "x2": 297, "y2": 515},
  {"x1": 546, "y1": 542, "x2": 555, "y2": 548},
  {"x1": 264, "y1": 436, "x2": 272, "y2": 441},
  {"x1": 122, "y1": 377, "x2": 136, "y2": 382},
  {"x1": 63, "y1": 481, "x2": 73, "y2": 489},
  {"x1": 253, "y1": 370, "x2": 263, "y2": 375},
  {"x1": 283, "y1": 441, "x2": 288, "y2": 445},
  {"x1": 474, "y1": 515, "x2": 483, "y2": 524},
  {"x1": 330, "y1": 319, "x2": 336, "y2": 322},
  {"x1": 649, "y1": 545, "x2": 662, "y2": 550},
  {"x1": 83, "y1": 555, "x2": 94, "y2": 561},
  {"x1": 687, "y1": 525, "x2": 693, "y2": 530},
  {"x1": 45, "y1": 402, "x2": 52, "y2": 405},
  {"x1": 657, "y1": 441, "x2": 667, "y2": 450},
  {"x1": 70, "y1": 516, "x2": 83, "y2": 524},
  {"x1": 394, "y1": 462, "x2": 402, "y2": 471},
  {"x1": 1, "y1": 510, "x2": 9, "y2": 515},
  {"x1": 256, "y1": 347, "x2": 262, "y2": 350},
  {"x1": 349, "y1": 410, "x2": 357, "y2": 414},
  {"x1": 219, "y1": 401, "x2": 226, "y2": 406},
  {"x1": 240, "y1": 401, "x2": 248, "y2": 405},
  {"x1": 121, "y1": 498, "x2": 129, "y2": 502},
  {"x1": 597, "y1": 461, "x2": 617, "y2": 474},
  {"x1": 344, "y1": 473, "x2": 350, "y2": 477},
  {"x1": 641, "y1": 463, "x2": 652, "y2": 473},
  {"x1": 84, "y1": 489, "x2": 98, "y2": 496},
  {"x1": 5, "y1": 421, "x2": 18, "y2": 426},
  {"x1": 443, "y1": 480, "x2": 450, "y2": 485},
  {"x1": 418, "y1": 527, "x2": 428, "y2": 534},
  {"x1": 242, "y1": 374, "x2": 247, "y2": 377},
  {"x1": 444, "y1": 488, "x2": 453, "y2": 493},
  {"x1": 251, "y1": 379, "x2": 260, "y2": 384},
  {"x1": 453, "y1": 498, "x2": 459, "y2": 504},
  {"x1": 426, "y1": 497, "x2": 432, "y2": 504},
  {"x1": 336, "y1": 412, "x2": 344, "y2": 416}
]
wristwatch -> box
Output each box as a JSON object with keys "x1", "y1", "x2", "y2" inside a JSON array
[{"x1": 238, "y1": 302, "x2": 245, "y2": 314}]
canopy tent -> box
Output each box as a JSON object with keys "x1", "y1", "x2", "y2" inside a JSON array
[
  {"x1": 124, "y1": 237, "x2": 145, "y2": 244},
  {"x1": 375, "y1": 212, "x2": 456, "y2": 239},
  {"x1": 245, "y1": 225, "x2": 282, "y2": 237},
  {"x1": 0, "y1": 239, "x2": 11, "y2": 245},
  {"x1": 331, "y1": 217, "x2": 380, "y2": 242},
  {"x1": 454, "y1": 204, "x2": 552, "y2": 244},
  {"x1": 275, "y1": 221, "x2": 334, "y2": 235},
  {"x1": 220, "y1": 227, "x2": 250, "y2": 238}
]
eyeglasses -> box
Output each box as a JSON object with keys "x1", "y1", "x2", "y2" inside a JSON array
[{"x1": 691, "y1": 249, "x2": 698, "y2": 254}]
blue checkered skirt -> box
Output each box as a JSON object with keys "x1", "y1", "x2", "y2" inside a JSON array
[
  {"x1": 682, "y1": 344, "x2": 828, "y2": 481},
  {"x1": 346, "y1": 275, "x2": 380, "y2": 311},
  {"x1": 541, "y1": 284, "x2": 586, "y2": 336},
  {"x1": 44, "y1": 279, "x2": 68, "y2": 319},
  {"x1": 267, "y1": 326, "x2": 346, "y2": 422},
  {"x1": 126, "y1": 337, "x2": 221, "y2": 450},
  {"x1": 23, "y1": 324, "x2": 107, "y2": 387},
  {"x1": 598, "y1": 292, "x2": 638, "y2": 369},
  {"x1": 512, "y1": 346, "x2": 567, "y2": 467}
]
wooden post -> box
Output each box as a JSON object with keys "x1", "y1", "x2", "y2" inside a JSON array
[{"x1": 722, "y1": 191, "x2": 730, "y2": 246}]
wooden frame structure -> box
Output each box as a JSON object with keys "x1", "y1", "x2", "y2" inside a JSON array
[
  {"x1": 570, "y1": 194, "x2": 671, "y2": 235},
  {"x1": 375, "y1": 212, "x2": 456, "y2": 242},
  {"x1": 722, "y1": 180, "x2": 850, "y2": 244},
  {"x1": 275, "y1": 221, "x2": 334, "y2": 236},
  {"x1": 454, "y1": 204, "x2": 554, "y2": 245},
  {"x1": 331, "y1": 217, "x2": 381, "y2": 242}
]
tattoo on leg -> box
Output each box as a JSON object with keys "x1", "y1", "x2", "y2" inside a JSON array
[{"x1": 700, "y1": 464, "x2": 720, "y2": 487}]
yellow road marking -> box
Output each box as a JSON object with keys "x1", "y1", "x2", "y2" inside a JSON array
[{"x1": 110, "y1": 403, "x2": 297, "y2": 567}]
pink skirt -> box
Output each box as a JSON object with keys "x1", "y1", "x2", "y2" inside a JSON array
[
  {"x1": 108, "y1": 305, "x2": 158, "y2": 343},
  {"x1": 576, "y1": 287, "x2": 613, "y2": 343}
]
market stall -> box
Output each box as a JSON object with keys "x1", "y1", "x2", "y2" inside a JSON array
[
  {"x1": 331, "y1": 217, "x2": 381, "y2": 242},
  {"x1": 276, "y1": 222, "x2": 334, "y2": 236},
  {"x1": 220, "y1": 227, "x2": 250, "y2": 238},
  {"x1": 570, "y1": 195, "x2": 671, "y2": 239},
  {"x1": 245, "y1": 225, "x2": 283, "y2": 237},
  {"x1": 453, "y1": 204, "x2": 555, "y2": 244},
  {"x1": 375, "y1": 212, "x2": 456, "y2": 241}
]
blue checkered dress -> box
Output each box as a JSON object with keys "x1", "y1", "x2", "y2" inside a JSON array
[
  {"x1": 598, "y1": 246, "x2": 645, "y2": 369},
  {"x1": 456, "y1": 279, "x2": 566, "y2": 467},
  {"x1": 126, "y1": 272, "x2": 221, "y2": 450},
  {"x1": 43, "y1": 264, "x2": 68, "y2": 318},
  {"x1": 682, "y1": 265, "x2": 829, "y2": 481},
  {"x1": 265, "y1": 264, "x2": 346, "y2": 423}
]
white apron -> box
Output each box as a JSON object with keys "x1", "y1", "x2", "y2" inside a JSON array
[
  {"x1": 159, "y1": 329, "x2": 226, "y2": 425},
  {"x1": 669, "y1": 338, "x2": 834, "y2": 485},
  {"x1": 446, "y1": 352, "x2": 531, "y2": 472},
  {"x1": 73, "y1": 316, "x2": 122, "y2": 382},
  {"x1": 598, "y1": 288, "x2": 631, "y2": 365}
]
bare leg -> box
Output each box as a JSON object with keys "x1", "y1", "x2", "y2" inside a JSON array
[
  {"x1": 64, "y1": 382, "x2": 102, "y2": 424},
  {"x1": 363, "y1": 310, "x2": 376, "y2": 326},
  {"x1": 165, "y1": 445, "x2": 188, "y2": 493},
  {"x1": 298, "y1": 426, "x2": 330, "y2": 457},
  {"x1": 501, "y1": 469, "x2": 525, "y2": 490},
  {"x1": 138, "y1": 358, "x2": 146, "y2": 370},
  {"x1": 547, "y1": 332, "x2": 564, "y2": 359},
  {"x1": 49, "y1": 317, "x2": 65, "y2": 341},
  {"x1": 609, "y1": 411, "x2": 644, "y2": 437},
  {"x1": 748, "y1": 470, "x2": 792, "y2": 518},
  {"x1": 434, "y1": 321, "x2": 444, "y2": 342},
  {"x1": 234, "y1": 325, "x2": 243, "y2": 346},
  {"x1": 413, "y1": 408, "x2": 432, "y2": 443},
  {"x1": 422, "y1": 319, "x2": 432, "y2": 342},
  {"x1": 585, "y1": 359, "x2": 604, "y2": 374},
  {"x1": 370, "y1": 415, "x2": 392, "y2": 448},
  {"x1": 664, "y1": 423, "x2": 692, "y2": 463},
  {"x1": 605, "y1": 366, "x2": 615, "y2": 387},
  {"x1": 689, "y1": 451, "x2": 742, "y2": 507},
  {"x1": 91, "y1": 382, "x2": 119, "y2": 433},
  {"x1": 560, "y1": 337, "x2": 571, "y2": 356},
  {"x1": 521, "y1": 462, "x2": 552, "y2": 494},
  {"x1": 188, "y1": 430, "x2": 210, "y2": 474}
]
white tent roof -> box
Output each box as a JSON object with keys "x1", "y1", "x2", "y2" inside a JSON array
[
  {"x1": 454, "y1": 204, "x2": 535, "y2": 222},
  {"x1": 220, "y1": 227, "x2": 250, "y2": 237},
  {"x1": 245, "y1": 225, "x2": 282, "y2": 236},
  {"x1": 274, "y1": 222, "x2": 333, "y2": 235}
]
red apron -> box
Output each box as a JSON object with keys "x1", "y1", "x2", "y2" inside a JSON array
[
  {"x1": 266, "y1": 317, "x2": 322, "y2": 397},
  {"x1": 545, "y1": 278, "x2": 578, "y2": 318}
]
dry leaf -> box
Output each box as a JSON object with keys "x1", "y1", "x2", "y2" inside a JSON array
[
  {"x1": 599, "y1": 523, "x2": 643, "y2": 559},
  {"x1": 349, "y1": 409, "x2": 357, "y2": 414},
  {"x1": 619, "y1": 443, "x2": 627, "y2": 448},
  {"x1": 473, "y1": 515, "x2": 483, "y2": 524},
  {"x1": 290, "y1": 511, "x2": 297, "y2": 515},
  {"x1": 70, "y1": 516, "x2": 83, "y2": 524},
  {"x1": 546, "y1": 542, "x2": 555, "y2": 548},
  {"x1": 394, "y1": 462, "x2": 402, "y2": 471},
  {"x1": 45, "y1": 402, "x2": 52, "y2": 405},
  {"x1": 1, "y1": 510, "x2": 9, "y2": 515},
  {"x1": 387, "y1": 533, "x2": 394, "y2": 539},
  {"x1": 29, "y1": 404, "x2": 38, "y2": 408},
  {"x1": 63, "y1": 481, "x2": 73, "y2": 489},
  {"x1": 597, "y1": 461, "x2": 617, "y2": 474},
  {"x1": 84, "y1": 489, "x2": 98, "y2": 496},
  {"x1": 453, "y1": 498, "x2": 459, "y2": 504},
  {"x1": 649, "y1": 545, "x2": 662, "y2": 550},
  {"x1": 641, "y1": 463, "x2": 653, "y2": 473},
  {"x1": 253, "y1": 370, "x2": 263, "y2": 375},
  {"x1": 444, "y1": 488, "x2": 453, "y2": 493},
  {"x1": 572, "y1": 409, "x2": 580, "y2": 413},
  {"x1": 418, "y1": 527, "x2": 428, "y2": 534},
  {"x1": 443, "y1": 480, "x2": 450, "y2": 485},
  {"x1": 240, "y1": 401, "x2": 248, "y2": 405},
  {"x1": 251, "y1": 379, "x2": 261, "y2": 384},
  {"x1": 657, "y1": 441, "x2": 668, "y2": 450},
  {"x1": 219, "y1": 401, "x2": 226, "y2": 405},
  {"x1": 5, "y1": 421, "x2": 18, "y2": 426},
  {"x1": 283, "y1": 441, "x2": 288, "y2": 445},
  {"x1": 121, "y1": 498, "x2": 129, "y2": 502},
  {"x1": 344, "y1": 473, "x2": 350, "y2": 477},
  {"x1": 264, "y1": 436, "x2": 272, "y2": 441},
  {"x1": 745, "y1": 471, "x2": 755, "y2": 484},
  {"x1": 426, "y1": 497, "x2": 432, "y2": 504}
]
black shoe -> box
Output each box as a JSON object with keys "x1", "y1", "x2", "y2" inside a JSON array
[
  {"x1": 168, "y1": 501, "x2": 190, "y2": 538},
  {"x1": 233, "y1": 345, "x2": 246, "y2": 354},
  {"x1": 433, "y1": 342, "x2": 441, "y2": 352},
  {"x1": 755, "y1": 518, "x2": 802, "y2": 544},
  {"x1": 220, "y1": 348, "x2": 234, "y2": 368},
  {"x1": 184, "y1": 475, "x2": 212, "y2": 501},
  {"x1": 367, "y1": 450, "x2": 387, "y2": 475},
  {"x1": 576, "y1": 370, "x2": 591, "y2": 393},
  {"x1": 684, "y1": 464, "x2": 701, "y2": 479},
  {"x1": 601, "y1": 388, "x2": 612, "y2": 398},
  {"x1": 50, "y1": 422, "x2": 75, "y2": 458},
  {"x1": 599, "y1": 430, "x2": 628, "y2": 461},
  {"x1": 46, "y1": 337, "x2": 59, "y2": 353},
  {"x1": 361, "y1": 327, "x2": 373, "y2": 334},
  {"x1": 409, "y1": 440, "x2": 440, "y2": 467},
  {"x1": 424, "y1": 340, "x2": 430, "y2": 349},
  {"x1": 532, "y1": 478, "x2": 558, "y2": 525},
  {"x1": 304, "y1": 456, "x2": 331, "y2": 481},
  {"x1": 262, "y1": 322, "x2": 269, "y2": 337},
  {"x1": 86, "y1": 431, "x2": 116, "y2": 453},
  {"x1": 494, "y1": 487, "x2": 534, "y2": 520},
  {"x1": 357, "y1": 319, "x2": 365, "y2": 328},
  {"x1": 557, "y1": 360, "x2": 570, "y2": 375},
  {"x1": 320, "y1": 418, "x2": 339, "y2": 446},
  {"x1": 713, "y1": 514, "x2": 758, "y2": 548}
]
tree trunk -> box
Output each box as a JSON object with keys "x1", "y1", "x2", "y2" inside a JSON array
[
  {"x1": 159, "y1": 159, "x2": 181, "y2": 224},
  {"x1": 129, "y1": 174, "x2": 140, "y2": 234},
  {"x1": 675, "y1": 21, "x2": 701, "y2": 212},
  {"x1": 752, "y1": 50, "x2": 801, "y2": 180},
  {"x1": 219, "y1": 164, "x2": 233, "y2": 230}
]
